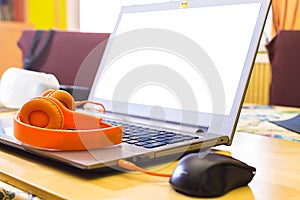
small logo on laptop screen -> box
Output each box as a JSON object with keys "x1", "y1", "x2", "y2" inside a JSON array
[{"x1": 180, "y1": 0, "x2": 188, "y2": 9}]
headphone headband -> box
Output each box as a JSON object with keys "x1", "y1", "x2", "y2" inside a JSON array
[
  {"x1": 13, "y1": 90, "x2": 122, "y2": 150},
  {"x1": 14, "y1": 112, "x2": 122, "y2": 150}
]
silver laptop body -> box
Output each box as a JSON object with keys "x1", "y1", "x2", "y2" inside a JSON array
[{"x1": 0, "y1": 0, "x2": 271, "y2": 170}]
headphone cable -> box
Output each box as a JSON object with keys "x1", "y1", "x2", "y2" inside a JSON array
[{"x1": 117, "y1": 159, "x2": 172, "y2": 178}]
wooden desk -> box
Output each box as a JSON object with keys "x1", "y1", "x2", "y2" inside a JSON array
[
  {"x1": 1, "y1": 105, "x2": 300, "y2": 200},
  {"x1": 1, "y1": 130, "x2": 300, "y2": 199}
]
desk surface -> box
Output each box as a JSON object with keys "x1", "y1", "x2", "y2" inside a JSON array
[{"x1": 0, "y1": 108, "x2": 300, "y2": 200}]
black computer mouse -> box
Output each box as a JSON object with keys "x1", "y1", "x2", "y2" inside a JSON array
[{"x1": 169, "y1": 152, "x2": 256, "y2": 197}]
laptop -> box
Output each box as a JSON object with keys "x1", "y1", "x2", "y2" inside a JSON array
[{"x1": 0, "y1": 0, "x2": 271, "y2": 170}]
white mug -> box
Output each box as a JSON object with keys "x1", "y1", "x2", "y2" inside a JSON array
[{"x1": 0, "y1": 67, "x2": 60, "y2": 108}]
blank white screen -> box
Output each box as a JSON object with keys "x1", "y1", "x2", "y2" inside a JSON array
[{"x1": 94, "y1": 2, "x2": 261, "y2": 115}]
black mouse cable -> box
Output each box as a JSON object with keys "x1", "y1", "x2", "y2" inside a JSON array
[{"x1": 117, "y1": 159, "x2": 172, "y2": 178}]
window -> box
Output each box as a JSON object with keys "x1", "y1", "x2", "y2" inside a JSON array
[{"x1": 80, "y1": 0, "x2": 170, "y2": 33}]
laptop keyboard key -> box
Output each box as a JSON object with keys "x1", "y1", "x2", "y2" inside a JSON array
[
  {"x1": 126, "y1": 140, "x2": 139, "y2": 144},
  {"x1": 143, "y1": 142, "x2": 166, "y2": 148},
  {"x1": 164, "y1": 138, "x2": 185, "y2": 144},
  {"x1": 137, "y1": 137, "x2": 150, "y2": 142},
  {"x1": 135, "y1": 142, "x2": 148, "y2": 146}
]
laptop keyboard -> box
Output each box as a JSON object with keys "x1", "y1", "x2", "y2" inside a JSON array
[{"x1": 104, "y1": 119, "x2": 200, "y2": 148}]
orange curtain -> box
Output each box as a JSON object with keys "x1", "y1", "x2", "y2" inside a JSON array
[{"x1": 272, "y1": 0, "x2": 300, "y2": 34}]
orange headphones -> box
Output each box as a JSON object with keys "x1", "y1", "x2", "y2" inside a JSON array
[{"x1": 13, "y1": 89, "x2": 122, "y2": 150}]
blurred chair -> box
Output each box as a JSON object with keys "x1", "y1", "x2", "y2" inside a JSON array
[
  {"x1": 17, "y1": 30, "x2": 110, "y2": 89},
  {"x1": 266, "y1": 30, "x2": 300, "y2": 108},
  {"x1": 17, "y1": 30, "x2": 110, "y2": 100}
]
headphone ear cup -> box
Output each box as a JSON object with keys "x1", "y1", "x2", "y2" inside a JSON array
[
  {"x1": 49, "y1": 90, "x2": 75, "y2": 111},
  {"x1": 19, "y1": 98, "x2": 64, "y2": 129}
]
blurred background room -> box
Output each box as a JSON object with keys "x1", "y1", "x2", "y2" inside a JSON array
[{"x1": 0, "y1": 0, "x2": 300, "y2": 107}]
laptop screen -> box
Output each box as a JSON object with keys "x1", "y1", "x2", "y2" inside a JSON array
[{"x1": 89, "y1": 0, "x2": 269, "y2": 135}]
